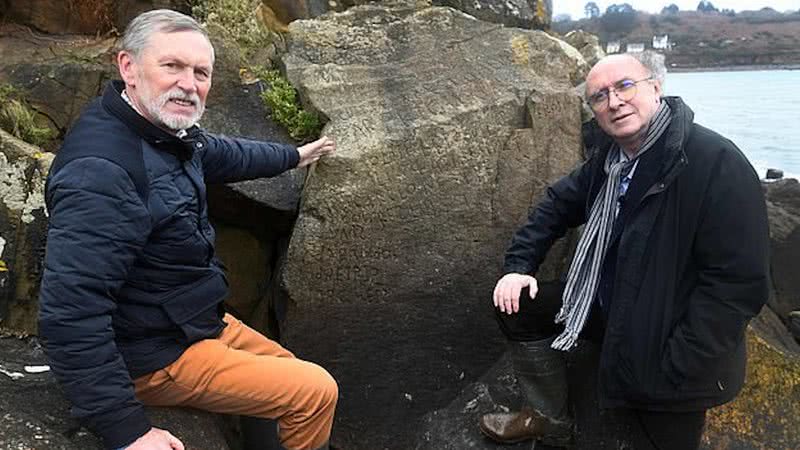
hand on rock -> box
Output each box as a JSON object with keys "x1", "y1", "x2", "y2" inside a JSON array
[{"x1": 297, "y1": 136, "x2": 336, "y2": 168}]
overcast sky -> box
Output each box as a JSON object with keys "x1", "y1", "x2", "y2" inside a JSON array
[{"x1": 553, "y1": 1, "x2": 798, "y2": 20}]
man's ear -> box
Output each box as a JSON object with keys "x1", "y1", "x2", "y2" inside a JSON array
[
  {"x1": 117, "y1": 51, "x2": 137, "y2": 87},
  {"x1": 653, "y1": 80, "x2": 663, "y2": 101}
]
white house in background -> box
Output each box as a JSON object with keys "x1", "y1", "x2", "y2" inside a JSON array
[
  {"x1": 606, "y1": 40, "x2": 621, "y2": 53},
  {"x1": 653, "y1": 34, "x2": 670, "y2": 50},
  {"x1": 627, "y1": 43, "x2": 645, "y2": 53}
]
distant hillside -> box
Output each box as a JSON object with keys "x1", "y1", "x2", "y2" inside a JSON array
[{"x1": 554, "y1": 9, "x2": 800, "y2": 69}]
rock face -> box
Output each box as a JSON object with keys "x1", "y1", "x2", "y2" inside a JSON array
[
  {"x1": 0, "y1": 335, "x2": 230, "y2": 450},
  {"x1": 563, "y1": 29, "x2": 605, "y2": 67},
  {"x1": 0, "y1": 0, "x2": 191, "y2": 35},
  {"x1": 433, "y1": 0, "x2": 552, "y2": 29},
  {"x1": 280, "y1": 3, "x2": 586, "y2": 447},
  {"x1": 764, "y1": 179, "x2": 800, "y2": 325},
  {"x1": 0, "y1": 130, "x2": 52, "y2": 334},
  {"x1": 0, "y1": 26, "x2": 117, "y2": 148}
]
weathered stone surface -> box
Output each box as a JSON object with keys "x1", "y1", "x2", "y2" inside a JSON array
[
  {"x1": 433, "y1": 0, "x2": 552, "y2": 30},
  {"x1": 0, "y1": 335, "x2": 230, "y2": 450},
  {"x1": 0, "y1": 26, "x2": 117, "y2": 148},
  {"x1": 750, "y1": 305, "x2": 800, "y2": 356},
  {"x1": 0, "y1": 130, "x2": 52, "y2": 334},
  {"x1": 764, "y1": 179, "x2": 800, "y2": 324},
  {"x1": 279, "y1": 3, "x2": 585, "y2": 447},
  {"x1": 563, "y1": 29, "x2": 605, "y2": 67},
  {"x1": 0, "y1": 0, "x2": 190, "y2": 35}
]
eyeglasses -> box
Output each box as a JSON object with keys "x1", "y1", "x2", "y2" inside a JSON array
[{"x1": 587, "y1": 76, "x2": 654, "y2": 111}]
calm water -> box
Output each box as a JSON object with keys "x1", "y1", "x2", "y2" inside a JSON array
[{"x1": 666, "y1": 70, "x2": 799, "y2": 179}]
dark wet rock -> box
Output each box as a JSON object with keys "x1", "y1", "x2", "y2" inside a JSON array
[
  {"x1": 766, "y1": 168, "x2": 784, "y2": 180},
  {"x1": 0, "y1": 0, "x2": 191, "y2": 35},
  {"x1": 763, "y1": 179, "x2": 800, "y2": 324},
  {"x1": 789, "y1": 311, "x2": 800, "y2": 342},
  {"x1": 0, "y1": 335, "x2": 230, "y2": 450},
  {"x1": 750, "y1": 305, "x2": 800, "y2": 356},
  {"x1": 0, "y1": 26, "x2": 117, "y2": 148}
]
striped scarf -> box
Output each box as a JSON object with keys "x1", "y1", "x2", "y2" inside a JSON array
[{"x1": 551, "y1": 101, "x2": 673, "y2": 351}]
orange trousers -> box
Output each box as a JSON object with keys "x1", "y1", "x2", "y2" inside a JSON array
[{"x1": 133, "y1": 313, "x2": 337, "y2": 450}]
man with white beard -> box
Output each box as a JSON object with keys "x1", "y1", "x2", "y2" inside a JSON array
[{"x1": 39, "y1": 9, "x2": 337, "y2": 450}]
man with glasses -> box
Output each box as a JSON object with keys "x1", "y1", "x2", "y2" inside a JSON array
[{"x1": 480, "y1": 52, "x2": 769, "y2": 449}]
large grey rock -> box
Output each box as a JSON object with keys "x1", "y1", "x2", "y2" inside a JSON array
[
  {"x1": 279, "y1": 3, "x2": 586, "y2": 448},
  {"x1": 563, "y1": 29, "x2": 605, "y2": 67},
  {"x1": 0, "y1": 335, "x2": 230, "y2": 450},
  {"x1": 0, "y1": 130, "x2": 52, "y2": 334},
  {"x1": 433, "y1": 0, "x2": 553, "y2": 30},
  {"x1": 764, "y1": 179, "x2": 800, "y2": 324}
]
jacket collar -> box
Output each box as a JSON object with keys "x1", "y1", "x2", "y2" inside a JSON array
[{"x1": 101, "y1": 80, "x2": 203, "y2": 161}]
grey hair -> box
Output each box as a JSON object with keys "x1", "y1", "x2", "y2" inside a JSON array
[
  {"x1": 627, "y1": 50, "x2": 666, "y2": 88},
  {"x1": 120, "y1": 9, "x2": 214, "y2": 64}
]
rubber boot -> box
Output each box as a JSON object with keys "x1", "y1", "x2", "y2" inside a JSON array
[{"x1": 480, "y1": 338, "x2": 573, "y2": 447}]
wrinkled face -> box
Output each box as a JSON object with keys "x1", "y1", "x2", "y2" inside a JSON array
[
  {"x1": 585, "y1": 55, "x2": 662, "y2": 149},
  {"x1": 118, "y1": 30, "x2": 213, "y2": 131}
]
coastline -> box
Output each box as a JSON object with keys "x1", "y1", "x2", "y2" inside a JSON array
[{"x1": 669, "y1": 64, "x2": 800, "y2": 73}]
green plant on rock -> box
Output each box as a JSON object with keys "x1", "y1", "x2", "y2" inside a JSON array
[
  {"x1": 250, "y1": 67, "x2": 322, "y2": 142},
  {"x1": 0, "y1": 84, "x2": 54, "y2": 147}
]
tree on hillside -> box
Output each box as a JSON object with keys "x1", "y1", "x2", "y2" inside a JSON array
[
  {"x1": 661, "y1": 4, "x2": 679, "y2": 14},
  {"x1": 601, "y1": 3, "x2": 637, "y2": 34},
  {"x1": 697, "y1": 1, "x2": 718, "y2": 13},
  {"x1": 585, "y1": 2, "x2": 600, "y2": 19}
]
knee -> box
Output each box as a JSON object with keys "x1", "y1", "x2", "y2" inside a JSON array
[{"x1": 306, "y1": 363, "x2": 338, "y2": 412}]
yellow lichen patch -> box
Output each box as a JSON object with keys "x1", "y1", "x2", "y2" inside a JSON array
[
  {"x1": 0, "y1": 260, "x2": 7, "y2": 271},
  {"x1": 511, "y1": 36, "x2": 530, "y2": 66},
  {"x1": 704, "y1": 331, "x2": 800, "y2": 449},
  {"x1": 534, "y1": 0, "x2": 549, "y2": 27}
]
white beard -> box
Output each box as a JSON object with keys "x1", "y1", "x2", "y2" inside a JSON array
[{"x1": 139, "y1": 84, "x2": 205, "y2": 131}]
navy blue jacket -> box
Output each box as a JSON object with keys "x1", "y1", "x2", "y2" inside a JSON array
[
  {"x1": 503, "y1": 97, "x2": 769, "y2": 411},
  {"x1": 38, "y1": 81, "x2": 300, "y2": 449}
]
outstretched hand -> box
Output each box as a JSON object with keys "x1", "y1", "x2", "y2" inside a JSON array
[
  {"x1": 297, "y1": 136, "x2": 336, "y2": 168},
  {"x1": 127, "y1": 427, "x2": 184, "y2": 450},
  {"x1": 493, "y1": 273, "x2": 538, "y2": 314}
]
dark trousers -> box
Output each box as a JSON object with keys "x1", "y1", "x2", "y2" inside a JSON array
[{"x1": 493, "y1": 282, "x2": 706, "y2": 450}]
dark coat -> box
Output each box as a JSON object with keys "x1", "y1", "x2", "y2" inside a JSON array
[
  {"x1": 38, "y1": 81, "x2": 300, "y2": 448},
  {"x1": 503, "y1": 97, "x2": 770, "y2": 411}
]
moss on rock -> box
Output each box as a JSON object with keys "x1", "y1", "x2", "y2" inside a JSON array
[
  {"x1": 0, "y1": 85, "x2": 53, "y2": 148},
  {"x1": 704, "y1": 330, "x2": 800, "y2": 449},
  {"x1": 249, "y1": 66, "x2": 322, "y2": 142}
]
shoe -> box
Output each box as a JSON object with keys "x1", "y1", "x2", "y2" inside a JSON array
[{"x1": 479, "y1": 407, "x2": 572, "y2": 445}]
